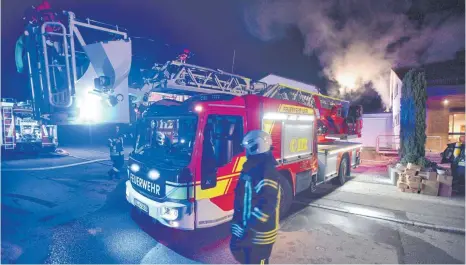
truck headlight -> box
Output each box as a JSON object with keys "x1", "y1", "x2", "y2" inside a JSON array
[
  {"x1": 148, "y1": 169, "x2": 160, "y2": 180},
  {"x1": 161, "y1": 207, "x2": 179, "y2": 221},
  {"x1": 130, "y1": 163, "x2": 140, "y2": 173}
]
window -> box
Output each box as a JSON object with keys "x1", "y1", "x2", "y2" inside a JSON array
[
  {"x1": 204, "y1": 115, "x2": 244, "y2": 166},
  {"x1": 449, "y1": 113, "x2": 465, "y2": 142},
  {"x1": 394, "y1": 113, "x2": 400, "y2": 126}
]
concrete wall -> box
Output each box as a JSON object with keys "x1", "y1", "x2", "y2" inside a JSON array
[{"x1": 359, "y1": 113, "x2": 393, "y2": 147}]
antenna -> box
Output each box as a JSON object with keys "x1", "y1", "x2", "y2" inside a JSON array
[{"x1": 231, "y1": 49, "x2": 236, "y2": 73}]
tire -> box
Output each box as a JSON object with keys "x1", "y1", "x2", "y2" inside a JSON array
[
  {"x1": 333, "y1": 155, "x2": 349, "y2": 186},
  {"x1": 279, "y1": 174, "x2": 293, "y2": 219},
  {"x1": 309, "y1": 175, "x2": 317, "y2": 194}
]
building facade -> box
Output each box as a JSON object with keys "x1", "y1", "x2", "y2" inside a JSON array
[{"x1": 390, "y1": 51, "x2": 465, "y2": 152}]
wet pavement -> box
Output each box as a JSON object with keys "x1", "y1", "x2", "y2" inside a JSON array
[{"x1": 1, "y1": 146, "x2": 465, "y2": 264}]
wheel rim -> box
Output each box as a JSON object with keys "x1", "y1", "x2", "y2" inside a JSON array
[{"x1": 310, "y1": 181, "x2": 317, "y2": 193}]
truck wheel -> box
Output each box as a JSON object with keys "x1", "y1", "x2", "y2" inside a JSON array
[
  {"x1": 333, "y1": 155, "x2": 349, "y2": 186},
  {"x1": 309, "y1": 176, "x2": 317, "y2": 194},
  {"x1": 279, "y1": 176, "x2": 293, "y2": 219}
]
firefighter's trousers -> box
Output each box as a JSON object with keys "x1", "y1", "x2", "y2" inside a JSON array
[
  {"x1": 110, "y1": 154, "x2": 124, "y2": 178},
  {"x1": 230, "y1": 237, "x2": 273, "y2": 264}
]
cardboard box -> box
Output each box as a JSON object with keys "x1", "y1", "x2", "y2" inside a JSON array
[
  {"x1": 437, "y1": 175, "x2": 453, "y2": 186},
  {"x1": 396, "y1": 164, "x2": 407, "y2": 171},
  {"x1": 438, "y1": 183, "x2": 453, "y2": 197},
  {"x1": 398, "y1": 174, "x2": 407, "y2": 183},
  {"x1": 407, "y1": 175, "x2": 422, "y2": 185},
  {"x1": 397, "y1": 181, "x2": 409, "y2": 190},
  {"x1": 408, "y1": 187, "x2": 420, "y2": 193},
  {"x1": 421, "y1": 180, "x2": 439, "y2": 196},
  {"x1": 407, "y1": 163, "x2": 422, "y2": 171},
  {"x1": 418, "y1": 171, "x2": 437, "y2": 181},
  {"x1": 404, "y1": 169, "x2": 419, "y2": 176}
]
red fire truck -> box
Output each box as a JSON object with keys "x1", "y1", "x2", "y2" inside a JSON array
[
  {"x1": 126, "y1": 91, "x2": 362, "y2": 230},
  {"x1": 1, "y1": 99, "x2": 58, "y2": 153}
]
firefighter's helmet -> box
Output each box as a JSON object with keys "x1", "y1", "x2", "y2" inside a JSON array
[
  {"x1": 242, "y1": 130, "x2": 272, "y2": 156},
  {"x1": 156, "y1": 132, "x2": 166, "y2": 146}
]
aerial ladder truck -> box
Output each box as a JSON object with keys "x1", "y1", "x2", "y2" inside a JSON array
[{"x1": 126, "y1": 60, "x2": 364, "y2": 230}]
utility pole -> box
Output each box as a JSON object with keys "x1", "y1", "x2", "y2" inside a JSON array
[{"x1": 231, "y1": 49, "x2": 236, "y2": 73}]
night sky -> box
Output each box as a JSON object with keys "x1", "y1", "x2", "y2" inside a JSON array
[{"x1": 1, "y1": 0, "x2": 464, "y2": 113}]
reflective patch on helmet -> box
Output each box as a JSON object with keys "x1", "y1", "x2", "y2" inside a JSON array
[{"x1": 250, "y1": 143, "x2": 259, "y2": 153}]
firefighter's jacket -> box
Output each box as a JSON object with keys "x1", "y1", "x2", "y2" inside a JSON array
[
  {"x1": 109, "y1": 132, "x2": 124, "y2": 157},
  {"x1": 231, "y1": 152, "x2": 281, "y2": 246}
]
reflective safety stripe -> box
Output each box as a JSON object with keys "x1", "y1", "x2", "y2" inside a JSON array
[
  {"x1": 254, "y1": 207, "x2": 269, "y2": 219},
  {"x1": 255, "y1": 179, "x2": 278, "y2": 193},
  {"x1": 252, "y1": 236, "x2": 277, "y2": 245},
  {"x1": 252, "y1": 211, "x2": 267, "y2": 222},
  {"x1": 252, "y1": 207, "x2": 269, "y2": 222}
]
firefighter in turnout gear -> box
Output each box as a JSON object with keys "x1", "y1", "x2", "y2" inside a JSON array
[
  {"x1": 452, "y1": 136, "x2": 465, "y2": 191},
  {"x1": 230, "y1": 130, "x2": 281, "y2": 264},
  {"x1": 108, "y1": 125, "x2": 125, "y2": 179}
]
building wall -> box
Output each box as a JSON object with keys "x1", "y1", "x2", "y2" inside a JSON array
[
  {"x1": 390, "y1": 70, "x2": 402, "y2": 141},
  {"x1": 359, "y1": 113, "x2": 393, "y2": 148},
  {"x1": 389, "y1": 69, "x2": 463, "y2": 153}
]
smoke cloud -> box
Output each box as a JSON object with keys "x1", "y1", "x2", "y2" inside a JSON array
[{"x1": 243, "y1": 0, "x2": 465, "y2": 107}]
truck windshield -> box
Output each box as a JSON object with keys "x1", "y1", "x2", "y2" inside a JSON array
[{"x1": 133, "y1": 116, "x2": 198, "y2": 164}]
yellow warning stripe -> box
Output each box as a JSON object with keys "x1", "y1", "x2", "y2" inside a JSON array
[{"x1": 224, "y1": 178, "x2": 233, "y2": 194}]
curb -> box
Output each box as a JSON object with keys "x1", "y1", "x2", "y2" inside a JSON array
[{"x1": 301, "y1": 201, "x2": 465, "y2": 235}]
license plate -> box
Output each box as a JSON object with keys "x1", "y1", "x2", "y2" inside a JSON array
[{"x1": 134, "y1": 198, "x2": 149, "y2": 213}]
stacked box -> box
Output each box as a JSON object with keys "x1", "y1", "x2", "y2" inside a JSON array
[
  {"x1": 397, "y1": 173, "x2": 421, "y2": 193},
  {"x1": 407, "y1": 163, "x2": 422, "y2": 171},
  {"x1": 421, "y1": 179, "x2": 439, "y2": 196},
  {"x1": 437, "y1": 174, "x2": 453, "y2": 197},
  {"x1": 437, "y1": 175, "x2": 453, "y2": 186},
  {"x1": 404, "y1": 169, "x2": 419, "y2": 176},
  {"x1": 439, "y1": 183, "x2": 453, "y2": 197},
  {"x1": 397, "y1": 174, "x2": 408, "y2": 192},
  {"x1": 418, "y1": 171, "x2": 437, "y2": 181},
  {"x1": 407, "y1": 175, "x2": 421, "y2": 191}
]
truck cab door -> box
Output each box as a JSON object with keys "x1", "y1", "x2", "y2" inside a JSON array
[
  {"x1": 200, "y1": 114, "x2": 245, "y2": 189},
  {"x1": 195, "y1": 106, "x2": 246, "y2": 229}
]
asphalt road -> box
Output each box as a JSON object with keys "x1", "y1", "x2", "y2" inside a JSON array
[{"x1": 1, "y1": 148, "x2": 465, "y2": 264}]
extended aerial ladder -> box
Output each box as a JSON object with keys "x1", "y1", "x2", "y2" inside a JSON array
[
  {"x1": 142, "y1": 60, "x2": 268, "y2": 96},
  {"x1": 144, "y1": 62, "x2": 363, "y2": 141}
]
